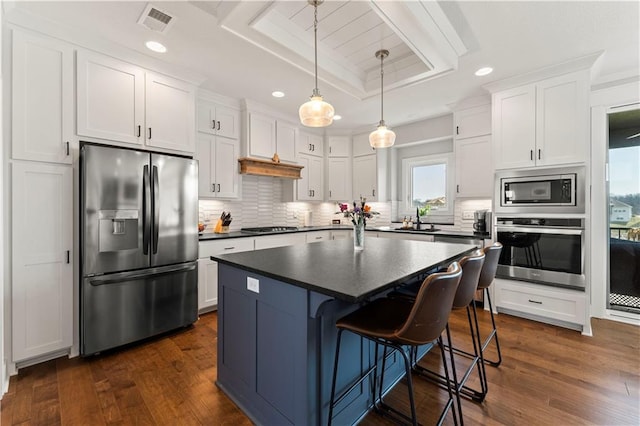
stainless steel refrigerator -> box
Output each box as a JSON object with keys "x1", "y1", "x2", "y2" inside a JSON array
[{"x1": 80, "y1": 143, "x2": 198, "y2": 356}]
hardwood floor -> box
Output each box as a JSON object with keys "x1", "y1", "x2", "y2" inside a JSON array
[{"x1": 1, "y1": 309, "x2": 638, "y2": 425}]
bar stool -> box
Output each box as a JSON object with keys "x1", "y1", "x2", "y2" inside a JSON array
[
  {"x1": 412, "y1": 249, "x2": 488, "y2": 409},
  {"x1": 328, "y1": 263, "x2": 463, "y2": 426},
  {"x1": 476, "y1": 242, "x2": 503, "y2": 367}
]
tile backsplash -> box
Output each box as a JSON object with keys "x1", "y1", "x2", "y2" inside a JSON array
[{"x1": 199, "y1": 175, "x2": 490, "y2": 233}]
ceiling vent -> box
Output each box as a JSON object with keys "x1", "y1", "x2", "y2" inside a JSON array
[{"x1": 137, "y1": 4, "x2": 175, "y2": 33}]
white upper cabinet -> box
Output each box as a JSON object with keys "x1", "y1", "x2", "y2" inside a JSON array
[
  {"x1": 353, "y1": 154, "x2": 377, "y2": 200},
  {"x1": 246, "y1": 113, "x2": 296, "y2": 163},
  {"x1": 353, "y1": 133, "x2": 376, "y2": 157},
  {"x1": 328, "y1": 136, "x2": 350, "y2": 157},
  {"x1": 455, "y1": 135, "x2": 493, "y2": 198},
  {"x1": 327, "y1": 157, "x2": 350, "y2": 201},
  {"x1": 196, "y1": 133, "x2": 239, "y2": 199},
  {"x1": 77, "y1": 50, "x2": 195, "y2": 153},
  {"x1": 493, "y1": 71, "x2": 588, "y2": 169},
  {"x1": 12, "y1": 30, "x2": 73, "y2": 164},
  {"x1": 197, "y1": 100, "x2": 240, "y2": 140},
  {"x1": 297, "y1": 131, "x2": 324, "y2": 157},
  {"x1": 12, "y1": 161, "x2": 73, "y2": 362},
  {"x1": 454, "y1": 104, "x2": 491, "y2": 139},
  {"x1": 145, "y1": 72, "x2": 196, "y2": 152},
  {"x1": 296, "y1": 154, "x2": 324, "y2": 201}
]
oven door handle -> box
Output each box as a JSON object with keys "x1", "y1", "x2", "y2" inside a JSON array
[{"x1": 497, "y1": 226, "x2": 583, "y2": 236}]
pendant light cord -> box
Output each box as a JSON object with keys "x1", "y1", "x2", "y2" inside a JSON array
[
  {"x1": 313, "y1": 3, "x2": 319, "y2": 95},
  {"x1": 380, "y1": 53, "x2": 384, "y2": 124}
]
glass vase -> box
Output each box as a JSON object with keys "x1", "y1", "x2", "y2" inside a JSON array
[{"x1": 353, "y1": 222, "x2": 365, "y2": 250}]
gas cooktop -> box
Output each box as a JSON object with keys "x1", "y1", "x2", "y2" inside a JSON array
[{"x1": 241, "y1": 226, "x2": 299, "y2": 234}]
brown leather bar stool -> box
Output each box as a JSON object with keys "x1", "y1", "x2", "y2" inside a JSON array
[
  {"x1": 328, "y1": 263, "x2": 463, "y2": 426},
  {"x1": 476, "y1": 242, "x2": 503, "y2": 367},
  {"x1": 412, "y1": 250, "x2": 488, "y2": 410}
]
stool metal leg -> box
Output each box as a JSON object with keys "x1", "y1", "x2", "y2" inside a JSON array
[{"x1": 481, "y1": 290, "x2": 502, "y2": 367}]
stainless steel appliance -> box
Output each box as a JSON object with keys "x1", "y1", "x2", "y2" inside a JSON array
[
  {"x1": 80, "y1": 143, "x2": 198, "y2": 356},
  {"x1": 496, "y1": 217, "x2": 585, "y2": 289},
  {"x1": 495, "y1": 166, "x2": 585, "y2": 214},
  {"x1": 473, "y1": 210, "x2": 491, "y2": 234}
]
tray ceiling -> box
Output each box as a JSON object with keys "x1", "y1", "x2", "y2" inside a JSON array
[{"x1": 213, "y1": 1, "x2": 467, "y2": 100}]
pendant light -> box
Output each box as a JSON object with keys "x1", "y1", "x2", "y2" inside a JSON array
[
  {"x1": 369, "y1": 49, "x2": 396, "y2": 148},
  {"x1": 299, "y1": 0, "x2": 334, "y2": 127}
]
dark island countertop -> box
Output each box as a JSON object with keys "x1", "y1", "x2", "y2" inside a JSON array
[{"x1": 212, "y1": 238, "x2": 477, "y2": 303}]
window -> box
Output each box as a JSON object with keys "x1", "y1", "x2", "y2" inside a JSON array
[{"x1": 402, "y1": 154, "x2": 454, "y2": 216}]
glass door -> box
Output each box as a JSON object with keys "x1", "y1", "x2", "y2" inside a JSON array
[{"x1": 608, "y1": 107, "x2": 640, "y2": 312}]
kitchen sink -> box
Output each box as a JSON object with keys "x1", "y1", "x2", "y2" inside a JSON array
[{"x1": 394, "y1": 227, "x2": 440, "y2": 232}]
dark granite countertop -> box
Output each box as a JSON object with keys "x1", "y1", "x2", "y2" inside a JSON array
[
  {"x1": 212, "y1": 238, "x2": 477, "y2": 302},
  {"x1": 199, "y1": 224, "x2": 489, "y2": 241}
]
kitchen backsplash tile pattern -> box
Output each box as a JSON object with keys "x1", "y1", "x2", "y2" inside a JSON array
[{"x1": 198, "y1": 176, "x2": 491, "y2": 234}]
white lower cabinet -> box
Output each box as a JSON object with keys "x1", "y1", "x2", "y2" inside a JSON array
[
  {"x1": 254, "y1": 233, "x2": 307, "y2": 250},
  {"x1": 306, "y1": 231, "x2": 332, "y2": 243},
  {"x1": 494, "y1": 278, "x2": 586, "y2": 329},
  {"x1": 376, "y1": 232, "x2": 435, "y2": 242},
  {"x1": 331, "y1": 230, "x2": 351, "y2": 240},
  {"x1": 12, "y1": 161, "x2": 73, "y2": 362},
  {"x1": 198, "y1": 238, "x2": 254, "y2": 312}
]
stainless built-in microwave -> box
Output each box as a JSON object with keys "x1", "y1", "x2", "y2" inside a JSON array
[{"x1": 495, "y1": 166, "x2": 585, "y2": 214}]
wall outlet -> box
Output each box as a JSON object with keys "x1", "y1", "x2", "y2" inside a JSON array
[
  {"x1": 247, "y1": 277, "x2": 259, "y2": 293},
  {"x1": 462, "y1": 210, "x2": 475, "y2": 220}
]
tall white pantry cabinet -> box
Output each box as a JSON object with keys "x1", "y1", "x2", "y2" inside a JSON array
[{"x1": 10, "y1": 30, "x2": 74, "y2": 363}]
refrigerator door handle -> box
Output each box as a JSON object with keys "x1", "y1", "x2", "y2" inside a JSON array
[
  {"x1": 88, "y1": 263, "x2": 197, "y2": 286},
  {"x1": 143, "y1": 165, "x2": 151, "y2": 255},
  {"x1": 152, "y1": 165, "x2": 160, "y2": 254}
]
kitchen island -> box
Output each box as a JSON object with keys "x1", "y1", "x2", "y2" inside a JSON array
[{"x1": 212, "y1": 238, "x2": 476, "y2": 426}]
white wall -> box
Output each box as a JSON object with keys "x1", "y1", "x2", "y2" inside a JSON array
[
  {"x1": 0, "y1": 1, "x2": 6, "y2": 396},
  {"x1": 590, "y1": 79, "x2": 640, "y2": 325}
]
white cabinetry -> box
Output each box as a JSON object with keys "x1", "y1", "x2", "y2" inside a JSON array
[
  {"x1": 454, "y1": 104, "x2": 491, "y2": 139},
  {"x1": 196, "y1": 134, "x2": 239, "y2": 199},
  {"x1": 494, "y1": 278, "x2": 586, "y2": 330},
  {"x1": 328, "y1": 158, "x2": 350, "y2": 201},
  {"x1": 198, "y1": 238, "x2": 254, "y2": 312},
  {"x1": 12, "y1": 30, "x2": 73, "y2": 164},
  {"x1": 77, "y1": 50, "x2": 195, "y2": 153},
  {"x1": 295, "y1": 154, "x2": 324, "y2": 201},
  {"x1": 353, "y1": 133, "x2": 376, "y2": 157},
  {"x1": 246, "y1": 113, "x2": 296, "y2": 163},
  {"x1": 331, "y1": 230, "x2": 351, "y2": 240},
  {"x1": 254, "y1": 233, "x2": 306, "y2": 250},
  {"x1": 12, "y1": 161, "x2": 73, "y2": 361},
  {"x1": 377, "y1": 232, "x2": 434, "y2": 242},
  {"x1": 492, "y1": 71, "x2": 588, "y2": 170},
  {"x1": 455, "y1": 135, "x2": 493, "y2": 198},
  {"x1": 328, "y1": 136, "x2": 350, "y2": 157},
  {"x1": 306, "y1": 231, "x2": 332, "y2": 243},
  {"x1": 353, "y1": 155, "x2": 377, "y2": 200},
  {"x1": 197, "y1": 100, "x2": 239, "y2": 140},
  {"x1": 297, "y1": 131, "x2": 324, "y2": 156}
]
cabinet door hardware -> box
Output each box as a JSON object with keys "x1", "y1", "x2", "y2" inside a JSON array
[
  {"x1": 217, "y1": 121, "x2": 221, "y2": 131},
  {"x1": 212, "y1": 120, "x2": 215, "y2": 130},
  {"x1": 538, "y1": 149, "x2": 541, "y2": 160},
  {"x1": 224, "y1": 247, "x2": 236, "y2": 250},
  {"x1": 457, "y1": 184, "x2": 460, "y2": 193},
  {"x1": 66, "y1": 250, "x2": 70, "y2": 264},
  {"x1": 456, "y1": 126, "x2": 459, "y2": 135},
  {"x1": 148, "y1": 127, "x2": 152, "y2": 139},
  {"x1": 66, "y1": 141, "x2": 70, "y2": 156},
  {"x1": 530, "y1": 150, "x2": 533, "y2": 161},
  {"x1": 312, "y1": 144, "x2": 315, "y2": 152},
  {"x1": 528, "y1": 299, "x2": 543, "y2": 304},
  {"x1": 329, "y1": 190, "x2": 332, "y2": 198},
  {"x1": 372, "y1": 189, "x2": 376, "y2": 197},
  {"x1": 309, "y1": 143, "x2": 312, "y2": 152},
  {"x1": 217, "y1": 183, "x2": 221, "y2": 192},
  {"x1": 137, "y1": 125, "x2": 141, "y2": 137},
  {"x1": 212, "y1": 183, "x2": 216, "y2": 192},
  {"x1": 315, "y1": 236, "x2": 322, "y2": 240},
  {"x1": 329, "y1": 147, "x2": 332, "y2": 154}
]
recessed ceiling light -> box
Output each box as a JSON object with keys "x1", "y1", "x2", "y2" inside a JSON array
[
  {"x1": 475, "y1": 67, "x2": 493, "y2": 76},
  {"x1": 333, "y1": 115, "x2": 342, "y2": 120},
  {"x1": 272, "y1": 91, "x2": 285, "y2": 98},
  {"x1": 145, "y1": 41, "x2": 167, "y2": 53}
]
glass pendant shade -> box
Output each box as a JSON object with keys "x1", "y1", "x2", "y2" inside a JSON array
[
  {"x1": 299, "y1": 93, "x2": 334, "y2": 127},
  {"x1": 369, "y1": 121, "x2": 396, "y2": 148}
]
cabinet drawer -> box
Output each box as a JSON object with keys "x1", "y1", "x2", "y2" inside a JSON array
[
  {"x1": 306, "y1": 231, "x2": 332, "y2": 243},
  {"x1": 199, "y1": 238, "x2": 254, "y2": 258},
  {"x1": 495, "y1": 278, "x2": 585, "y2": 325}
]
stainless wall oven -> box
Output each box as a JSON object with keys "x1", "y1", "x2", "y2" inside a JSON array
[{"x1": 496, "y1": 217, "x2": 585, "y2": 289}]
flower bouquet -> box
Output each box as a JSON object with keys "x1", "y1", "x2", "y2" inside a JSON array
[{"x1": 336, "y1": 198, "x2": 379, "y2": 250}]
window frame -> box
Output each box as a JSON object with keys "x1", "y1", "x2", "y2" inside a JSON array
[{"x1": 401, "y1": 153, "x2": 455, "y2": 217}]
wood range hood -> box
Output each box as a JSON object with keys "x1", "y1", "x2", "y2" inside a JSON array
[{"x1": 238, "y1": 157, "x2": 303, "y2": 179}]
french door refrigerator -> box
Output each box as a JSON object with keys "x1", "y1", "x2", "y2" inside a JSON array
[{"x1": 80, "y1": 143, "x2": 198, "y2": 356}]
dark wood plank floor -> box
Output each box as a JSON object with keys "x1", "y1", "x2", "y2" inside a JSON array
[{"x1": 1, "y1": 308, "x2": 638, "y2": 425}]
